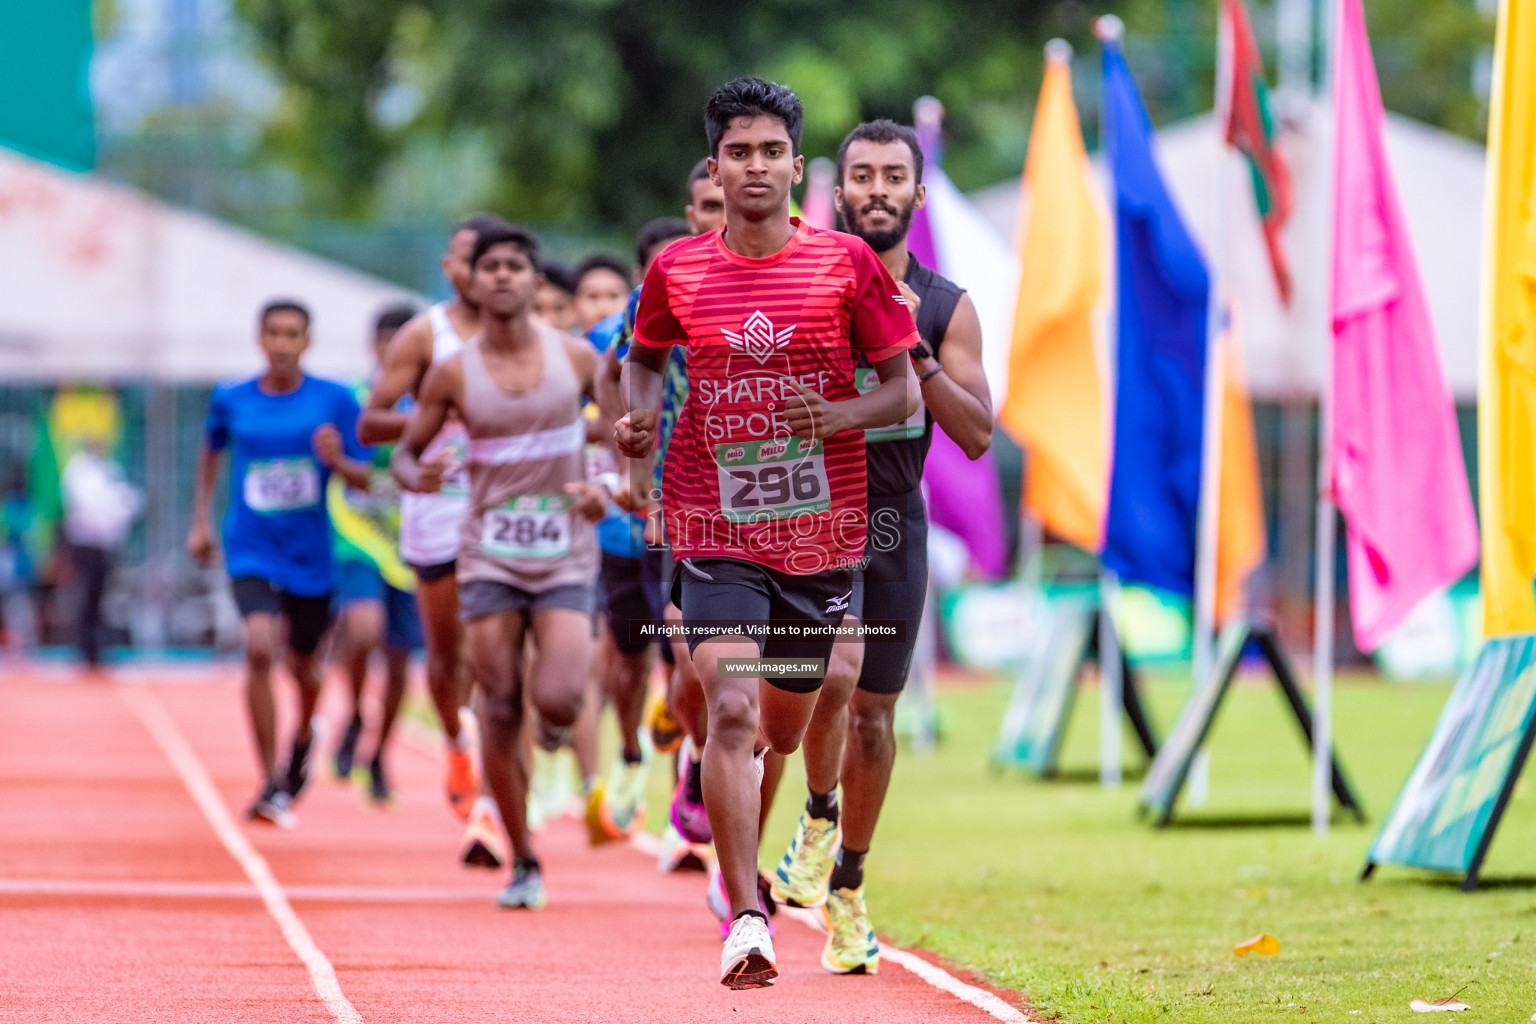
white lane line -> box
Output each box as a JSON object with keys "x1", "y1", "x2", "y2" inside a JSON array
[
  {"x1": 0, "y1": 876, "x2": 701, "y2": 907},
  {"x1": 405, "y1": 708, "x2": 1031, "y2": 1021},
  {"x1": 119, "y1": 685, "x2": 363, "y2": 1024}
]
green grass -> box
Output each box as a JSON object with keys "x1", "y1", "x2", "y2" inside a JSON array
[{"x1": 749, "y1": 673, "x2": 1536, "y2": 1022}]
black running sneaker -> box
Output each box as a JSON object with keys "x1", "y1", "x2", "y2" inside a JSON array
[
  {"x1": 282, "y1": 720, "x2": 321, "y2": 801},
  {"x1": 367, "y1": 754, "x2": 392, "y2": 806},
  {"x1": 247, "y1": 779, "x2": 295, "y2": 828},
  {"x1": 333, "y1": 713, "x2": 363, "y2": 779}
]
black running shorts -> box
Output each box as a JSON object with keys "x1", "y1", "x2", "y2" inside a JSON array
[
  {"x1": 847, "y1": 489, "x2": 928, "y2": 695},
  {"x1": 601, "y1": 551, "x2": 661, "y2": 656},
  {"x1": 674, "y1": 556, "x2": 854, "y2": 695},
  {"x1": 409, "y1": 559, "x2": 457, "y2": 585},
  {"x1": 230, "y1": 576, "x2": 333, "y2": 657}
]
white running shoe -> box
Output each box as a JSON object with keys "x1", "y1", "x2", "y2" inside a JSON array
[
  {"x1": 753, "y1": 747, "x2": 767, "y2": 784},
  {"x1": 719, "y1": 913, "x2": 777, "y2": 990}
]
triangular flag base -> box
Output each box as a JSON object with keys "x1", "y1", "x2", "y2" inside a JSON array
[
  {"x1": 1137, "y1": 618, "x2": 1366, "y2": 828},
  {"x1": 991, "y1": 592, "x2": 1158, "y2": 777},
  {"x1": 1361, "y1": 634, "x2": 1536, "y2": 892}
]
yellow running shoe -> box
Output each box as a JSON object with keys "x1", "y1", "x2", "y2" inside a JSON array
[
  {"x1": 821, "y1": 886, "x2": 880, "y2": 975},
  {"x1": 585, "y1": 759, "x2": 648, "y2": 845},
  {"x1": 770, "y1": 812, "x2": 839, "y2": 909},
  {"x1": 644, "y1": 689, "x2": 683, "y2": 754}
]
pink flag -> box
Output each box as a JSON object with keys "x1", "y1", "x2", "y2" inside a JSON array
[{"x1": 1330, "y1": 0, "x2": 1479, "y2": 651}]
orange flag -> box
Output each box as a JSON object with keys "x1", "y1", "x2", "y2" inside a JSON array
[
  {"x1": 999, "y1": 46, "x2": 1107, "y2": 550},
  {"x1": 1214, "y1": 313, "x2": 1266, "y2": 622}
]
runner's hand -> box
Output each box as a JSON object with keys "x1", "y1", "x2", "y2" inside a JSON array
[
  {"x1": 897, "y1": 281, "x2": 922, "y2": 320},
  {"x1": 398, "y1": 453, "x2": 451, "y2": 494},
  {"x1": 565, "y1": 481, "x2": 609, "y2": 523},
  {"x1": 186, "y1": 523, "x2": 215, "y2": 565},
  {"x1": 784, "y1": 378, "x2": 847, "y2": 440},
  {"x1": 311, "y1": 423, "x2": 343, "y2": 468},
  {"x1": 615, "y1": 410, "x2": 658, "y2": 459}
]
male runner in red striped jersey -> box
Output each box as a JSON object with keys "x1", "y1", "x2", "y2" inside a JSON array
[{"x1": 616, "y1": 77, "x2": 919, "y2": 990}]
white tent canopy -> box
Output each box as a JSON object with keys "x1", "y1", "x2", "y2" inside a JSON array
[
  {"x1": 969, "y1": 102, "x2": 1484, "y2": 401},
  {"x1": 0, "y1": 147, "x2": 419, "y2": 384}
]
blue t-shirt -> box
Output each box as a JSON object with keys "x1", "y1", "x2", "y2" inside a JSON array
[
  {"x1": 587, "y1": 311, "x2": 646, "y2": 558},
  {"x1": 205, "y1": 375, "x2": 367, "y2": 597}
]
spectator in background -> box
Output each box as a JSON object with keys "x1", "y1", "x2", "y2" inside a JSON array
[
  {"x1": 60, "y1": 440, "x2": 141, "y2": 671},
  {"x1": 0, "y1": 466, "x2": 40, "y2": 654},
  {"x1": 532, "y1": 261, "x2": 580, "y2": 333}
]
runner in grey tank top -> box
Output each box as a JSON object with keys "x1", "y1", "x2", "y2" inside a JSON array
[{"x1": 395, "y1": 227, "x2": 610, "y2": 910}]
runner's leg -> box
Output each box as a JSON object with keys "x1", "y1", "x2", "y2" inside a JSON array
[
  {"x1": 469, "y1": 608, "x2": 533, "y2": 861},
  {"x1": 416, "y1": 572, "x2": 463, "y2": 744},
  {"x1": 242, "y1": 611, "x2": 282, "y2": 780}
]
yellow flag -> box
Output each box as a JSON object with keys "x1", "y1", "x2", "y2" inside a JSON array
[
  {"x1": 1215, "y1": 314, "x2": 1266, "y2": 622},
  {"x1": 998, "y1": 50, "x2": 1107, "y2": 550},
  {"x1": 1479, "y1": 0, "x2": 1536, "y2": 637}
]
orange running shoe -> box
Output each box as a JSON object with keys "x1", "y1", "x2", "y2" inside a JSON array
[
  {"x1": 460, "y1": 800, "x2": 507, "y2": 869},
  {"x1": 446, "y1": 748, "x2": 478, "y2": 821}
]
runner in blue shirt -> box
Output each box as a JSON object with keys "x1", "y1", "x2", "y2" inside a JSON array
[{"x1": 188, "y1": 299, "x2": 372, "y2": 828}]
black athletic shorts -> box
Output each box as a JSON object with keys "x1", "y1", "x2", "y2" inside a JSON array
[
  {"x1": 601, "y1": 550, "x2": 662, "y2": 656},
  {"x1": 230, "y1": 577, "x2": 333, "y2": 657},
  {"x1": 674, "y1": 556, "x2": 854, "y2": 695},
  {"x1": 847, "y1": 489, "x2": 929, "y2": 695},
  {"x1": 410, "y1": 559, "x2": 457, "y2": 585}
]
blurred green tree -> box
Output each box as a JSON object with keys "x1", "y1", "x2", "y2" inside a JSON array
[{"x1": 233, "y1": 0, "x2": 1116, "y2": 228}]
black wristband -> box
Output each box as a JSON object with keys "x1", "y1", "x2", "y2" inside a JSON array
[{"x1": 918, "y1": 364, "x2": 944, "y2": 383}]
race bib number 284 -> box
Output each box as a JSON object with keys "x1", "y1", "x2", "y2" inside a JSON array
[
  {"x1": 481, "y1": 495, "x2": 571, "y2": 559},
  {"x1": 715, "y1": 438, "x2": 831, "y2": 523}
]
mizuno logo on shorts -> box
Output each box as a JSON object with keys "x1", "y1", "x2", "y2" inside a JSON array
[
  {"x1": 825, "y1": 589, "x2": 852, "y2": 614},
  {"x1": 682, "y1": 559, "x2": 715, "y2": 581}
]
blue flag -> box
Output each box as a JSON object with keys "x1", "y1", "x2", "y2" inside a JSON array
[{"x1": 1100, "y1": 39, "x2": 1211, "y2": 597}]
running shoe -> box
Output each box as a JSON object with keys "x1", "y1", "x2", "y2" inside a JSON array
[
  {"x1": 821, "y1": 886, "x2": 880, "y2": 975},
  {"x1": 495, "y1": 860, "x2": 546, "y2": 910},
  {"x1": 366, "y1": 754, "x2": 392, "y2": 806},
  {"x1": 655, "y1": 821, "x2": 711, "y2": 873},
  {"x1": 708, "y1": 868, "x2": 776, "y2": 938},
  {"x1": 771, "y1": 811, "x2": 840, "y2": 909},
  {"x1": 282, "y1": 719, "x2": 322, "y2": 801},
  {"x1": 460, "y1": 801, "x2": 507, "y2": 870},
  {"x1": 445, "y1": 747, "x2": 477, "y2": 822},
  {"x1": 585, "y1": 758, "x2": 648, "y2": 845},
  {"x1": 666, "y1": 749, "x2": 712, "y2": 847},
  {"x1": 644, "y1": 689, "x2": 683, "y2": 753},
  {"x1": 333, "y1": 713, "x2": 363, "y2": 779},
  {"x1": 719, "y1": 913, "x2": 777, "y2": 990},
  {"x1": 247, "y1": 780, "x2": 295, "y2": 829}
]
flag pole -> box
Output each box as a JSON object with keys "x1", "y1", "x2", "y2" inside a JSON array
[
  {"x1": 1312, "y1": 0, "x2": 1342, "y2": 839},
  {"x1": 1188, "y1": 4, "x2": 1237, "y2": 809},
  {"x1": 1082, "y1": 26, "x2": 1124, "y2": 790}
]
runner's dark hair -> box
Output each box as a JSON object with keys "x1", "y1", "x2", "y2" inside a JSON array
[
  {"x1": 259, "y1": 299, "x2": 310, "y2": 330},
  {"x1": 636, "y1": 217, "x2": 692, "y2": 267},
  {"x1": 373, "y1": 304, "x2": 418, "y2": 334},
  {"x1": 573, "y1": 254, "x2": 631, "y2": 291},
  {"x1": 452, "y1": 213, "x2": 514, "y2": 241},
  {"x1": 835, "y1": 119, "x2": 925, "y2": 186},
  {"x1": 539, "y1": 261, "x2": 577, "y2": 295},
  {"x1": 686, "y1": 158, "x2": 712, "y2": 203},
  {"x1": 470, "y1": 225, "x2": 540, "y2": 269},
  {"x1": 704, "y1": 77, "x2": 802, "y2": 157}
]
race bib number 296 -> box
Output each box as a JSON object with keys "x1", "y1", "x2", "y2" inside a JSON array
[
  {"x1": 244, "y1": 457, "x2": 320, "y2": 514},
  {"x1": 715, "y1": 438, "x2": 831, "y2": 523}
]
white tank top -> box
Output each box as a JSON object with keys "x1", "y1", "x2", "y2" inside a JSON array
[{"x1": 399, "y1": 302, "x2": 473, "y2": 566}]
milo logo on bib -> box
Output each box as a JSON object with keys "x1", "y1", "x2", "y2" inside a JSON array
[
  {"x1": 244, "y1": 456, "x2": 320, "y2": 514},
  {"x1": 855, "y1": 366, "x2": 925, "y2": 442},
  {"x1": 715, "y1": 438, "x2": 830, "y2": 523}
]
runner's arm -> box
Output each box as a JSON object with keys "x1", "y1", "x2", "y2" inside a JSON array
[
  {"x1": 312, "y1": 425, "x2": 372, "y2": 490},
  {"x1": 916, "y1": 294, "x2": 992, "y2": 459},
  {"x1": 784, "y1": 353, "x2": 918, "y2": 439},
  {"x1": 615, "y1": 342, "x2": 668, "y2": 462},
  {"x1": 358, "y1": 318, "x2": 432, "y2": 444},
  {"x1": 391, "y1": 359, "x2": 458, "y2": 493},
  {"x1": 187, "y1": 444, "x2": 221, "y2": 564}
]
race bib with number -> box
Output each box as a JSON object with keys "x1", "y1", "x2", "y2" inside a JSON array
[
  {"x1": 244, "y1": 457, "x2": 321, "y2": 514},
  {"x1": 855, "y1": 367, "x2": 926, "y2": 442},
  {"x1": 481, "y1": 495, "x2": 572, "y2": 559},
  {"x1": 715, "y1": 438, "x2": 831, "y2": 523}
]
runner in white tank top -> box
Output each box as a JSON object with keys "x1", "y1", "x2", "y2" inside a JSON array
[{"x1": 360, "y1": 216, "x2": 510, "y2": 859}]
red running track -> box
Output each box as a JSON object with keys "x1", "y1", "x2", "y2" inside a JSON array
[{"x1": 0, "y1": 668, "x2": 1030, "y2": 1023}]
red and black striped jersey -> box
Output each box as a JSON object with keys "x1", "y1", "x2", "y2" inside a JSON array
[{"x1": 633, "y1": 219, "x2": 918, "y2": 575}]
